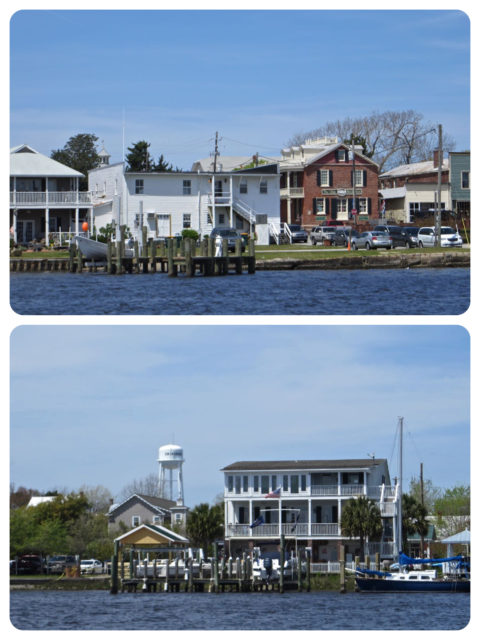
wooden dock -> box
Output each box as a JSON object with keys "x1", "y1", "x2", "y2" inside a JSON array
[{"x1": 10, "y1": 233, "x2": 256, "y2": 277}]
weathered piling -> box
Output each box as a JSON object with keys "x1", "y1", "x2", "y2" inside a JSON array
[
  {"x1": 339, "y1": 544, "x2": 346, "y2": 593},
  {"x1": 279, "y1": 534, "x2": 285, "y2": 593}
]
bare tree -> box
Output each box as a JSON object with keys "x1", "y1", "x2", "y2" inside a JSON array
[
  {"x1": 79, "y1": 485, "x2": 113, "y2": 513},
  {"x1": 286, "y1": 110, "x2": 455, "y2": 173},
  {"x1": 118, "y1": 473, "x2": 159, "y2": 501}
]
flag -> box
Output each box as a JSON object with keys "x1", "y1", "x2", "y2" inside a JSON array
[
  {"x1": 265, "y1": 487, "x2": 281, "y2": 499},
  {"x1": 380, "y1": 200, "x2": 386, "y2": 217},
  {"x1": 249, "y1": 515, "x2": 264, "y2": 529},
  {"x1": 290, "y1": 513, "x2": 301, "y2": 533}
]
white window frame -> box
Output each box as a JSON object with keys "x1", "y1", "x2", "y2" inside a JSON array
[
  {"x1": 132, "y1": 515, "x2": 141, "y2": 527},
  {"x1": 315, "y1": 198, "x2": 326, "y2": 214},
  {"x1": 183, "y1": 213, "x2": 191, "y2": 228},
  {"x1": 183, "y1": 180, "x2": 192, "y2": 195},
  {"x1": 354, "y1": 170, "x2": 363, "y2": 188},
  {"x1": 175, "y1": 513, "x2": 182, "y2": 523},
  {"x1": 153, "y1": 515, "x2": 161, "y2": 524},
  {"x1": 337, "y1": 149, "x2": 346, "y2": 162},
  {"x1": 338, "y1": 198, "x2": 348, "y2": 214},
  {"x1": 135, "y1": 179, "x2": 144, "y2": 195},
  {"x1": 239, "y1": 179, "x2": 248, "y2": 194},
  {"x1": 359, "y1": 198, "x2": 368, "y2": 214},
  {"x1": 320, "y1": 170, "x2": 330, "y2": 187},
  {"x1": 259, "y1": 178, "x2": 268, "y2": 194}
]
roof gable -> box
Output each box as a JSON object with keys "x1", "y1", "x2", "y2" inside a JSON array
[
  {"x1": 108, "y1": 493, "x2": 175, "y2": 517},
  {"x1": 10, "y1": 145, "x2": 84, "y2": 178},
  {"x1": 114, "y1": 523, "x2": 189, "y2": 546}
]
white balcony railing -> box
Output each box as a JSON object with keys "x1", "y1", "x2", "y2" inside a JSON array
[
  {"x1": 10, "y1": 191, "x2": 92, "y2": 206},
  {"x1": 207, "y1": 193, "x2": 232, "y2": 206},
  {"x1": 280, "y1": 187, "x2": 304, "y2": 198},
  {"x1": 226, "y1": 523, "x2": 340, "y2": 538}
]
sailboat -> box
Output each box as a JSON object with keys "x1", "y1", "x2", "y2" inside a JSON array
[{"x1": 355, "y1": 418, "x2": 470, "y2": 593}]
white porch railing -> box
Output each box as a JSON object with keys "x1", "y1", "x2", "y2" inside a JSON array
[
  {"x1": 379, "y1": 503, "x2": 396, "y2": 517},
  {"x1": 269, "y1": 221, "x2": 281, "y2": 244},
  {"x1": 226, "y1": 523, "x2": 340, "y2": 537},
  {"x1": 48, "y1": 231, "x2": 88, "y2": 246},
  {"x1": 311, "y1": 523, "x2": 340, "y2": 536},
  {"x1": 280, "y1": 187, "x2": 304, "y2": 198},
  {"x1": 207, "y1": 193, "x2": 232, "y2": 206},
  {"x1": 10, "y1": 191, "x2": 92, "y2": 206}
]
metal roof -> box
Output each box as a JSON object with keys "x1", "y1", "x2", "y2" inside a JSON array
[
  {"x1": 10, "y1": 144, "x2": 84, "y2": 178},
  {"x1": 380, "y1": 159, "x2": 449, "y2": 179},
  {"x1": 221, "y1": 459, "x2": 386, "y2": 472}
]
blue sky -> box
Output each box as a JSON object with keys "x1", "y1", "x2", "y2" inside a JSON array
[
  {"x1": 10, "y1": 325, "x2": 470, "y2": 506},
  {"x1": 10, "y1": 8, "x2": 470, "y2": 169}
]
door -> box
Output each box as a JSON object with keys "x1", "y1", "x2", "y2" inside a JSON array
[
  {"x1": 156, "y1": 214, "x2": 171, "y2": 237},
  {"x1": 17, "y1": 220, "x2": 35, "y2": 243}
]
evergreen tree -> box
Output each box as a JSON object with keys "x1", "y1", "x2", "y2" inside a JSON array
[
  {"x1": 186, "y1": 502, "x2": 224, "y2": 556},
  {"x1": 125, "y1": 140, "x2": 154, "y2": 172},
  {"x1": 402, "y1": 493, "x2": 428, "y2": 553},
  {"x1": 51, "y1": 134, "x2": 100, "y2": 189}
]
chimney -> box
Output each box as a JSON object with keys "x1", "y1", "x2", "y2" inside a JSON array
[{"x1": 433, "y1": 149, "x2": 442, "y2": 168}]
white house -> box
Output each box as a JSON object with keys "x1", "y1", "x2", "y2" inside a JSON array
[
  {"x1": 88, "y1": 158, "x2": 280, "y2": 244},
  {"x1": 221, "y1": 458, "x2": 399, "y2": 563},
  {"x1": 10, "y1": 144, "x2": 93, "y2": 245}
]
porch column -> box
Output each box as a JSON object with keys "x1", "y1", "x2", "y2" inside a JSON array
[
  {"x1": 229, "y1": 175, "x2": 233, "y2": 227},
  {"x1": 45, "y1": 208, "x2": 50, "y2": 245},
  {"x1": 337, "y1": 499, "x2": 342, "y2": 536},
  {"x1": 249, "y1": 500, "x2": 253, "y2": 536},
  {"x1": 12, "y1": 209, "x2": 17, "y2": 243},
  {"x1": 287, "y1": 172, "x2": 292, "y2": 224},
  {"x1": 278, "y1": 499, "x2": 282, "y2": 537},
  {"x1": 308, "y1": 499, "x2": 312, "y2": 536},
  {"x1": 212, "y1": 176, "x2": 216, "y2": 226},
  {"x1": 74, "y1": 208, "x2": 79, "y2": 235}
]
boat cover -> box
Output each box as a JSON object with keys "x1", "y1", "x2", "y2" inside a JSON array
[{"x1": 399, "y1": 552, "x2": 464, "y2": 565}]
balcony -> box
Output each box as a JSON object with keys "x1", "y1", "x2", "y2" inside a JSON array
[
  {"x1": 226, "y1": 523, "x2": 340, "y2": 538},
  {"x1": 280, "y1": 187, "x2": 304, "y2": 198},
  {"x1": 10, "y1": 191, "x2": 92, "y2": 207},
  {"x1": 207, "y1": 193, "x2": 232, "y2": 206}
]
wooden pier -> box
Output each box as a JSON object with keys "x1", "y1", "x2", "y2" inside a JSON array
[
  {"x1": 110, "y1": 537, "x2": 312, "y2": 595},
  {"x1": 10, "y1": 232, "x2": 256, "y2": 277}
]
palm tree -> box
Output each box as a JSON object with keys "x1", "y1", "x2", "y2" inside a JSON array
[
  {"x1": 402, "y1": 493, "x2": 428, "y2": 554},
  {"x1": 341, "y1": 496, "x2": 383, "y2": 560},
  {"x1": 186, "y1": 502, "x2": 224, "y2": 557}
]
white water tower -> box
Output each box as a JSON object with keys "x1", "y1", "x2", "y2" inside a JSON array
[{"x1": 158, "y1": 444, "x2": 184, "y2": 504}]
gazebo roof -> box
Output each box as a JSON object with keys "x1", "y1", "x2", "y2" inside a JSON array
[
  {"x1": 440, "y1": 528, "x2": 470, "y2": 544},
  {"x1": 114, "y1": 523, "x2": 189, "y2": 547}
]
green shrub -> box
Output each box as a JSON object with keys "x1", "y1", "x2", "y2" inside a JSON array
[{"x1": 181, "y1": 228, "x2": 199, "y2": 241}]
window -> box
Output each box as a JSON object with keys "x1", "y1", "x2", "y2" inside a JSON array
[
  {"x1": 301, "y1": 475, "x2": 307, "y2": 491},
  {"x1": 337, "y1": 149, "x2": 346, "y2": 162},
  {"x1": 338, "y1": 199, "x2": 348, "y2": 214},
  {"x1": 283, "y1": 475, "x2": 289, "y2": 491},
  {"x1": 238, "y1": 507, "x2": 246, "y2": 524},
  {"x1": 227, "y1": 476, "x2": 234, "y2": 492},
  {"x1": 243, "y1": 476, "x2": 249, "y2": 492},
  {"x1": 461, "y1": 171, "x2": 470, "y2": 189},
  {"x1": 219, "y1": 213, "x2": 225, "y2": 224},
  {"x1": 314, "y1": 198, "x2": 325, "y2": 214},
  {"x1": 320, "y1": 170, "x2": 330, "y2": 187},
  {"x1": 183, "y1": 213, "x2": 191, "y2": 228},
  {"x1": 132, "y1": 515, "x2": 141, "y2": 526},
  {"x1": 235, "y1": 476, "x2": 241, "y2": 494},
  {"x1": 260, "y1": 179, "x2": 268, "y2": 194},
  {"x1": 271, "y1": 475, "x2": 277, "y2": 491},
  {"x1": 353, "y1": 170, "x2": 364, "y2": 187},
  {"x1": 175, "y1": 513, "x2": 182, "y2": 523},
  {"x1": 153, "y1": 515, "x2": 161, "y2": 524},
  {"x1": 253, "y1": 476, "x2": 259, "y2": 492},
  {"x1": 359, "y1": 198, "x2": 368, "y2": 214},
  {"x1": 261, "y1": 475, "x2": 269, "y2": 494},
  {"x1": 290, "y1": 475, "x2": 299, "y2": 493},
  {"x1": 135, "y1": 179, "x2": 144, "y2": 194},
  {"x1": 239, "y1": 179, "x2": 248, "y2": 194},
  {"x1": 235, "y1": 218, "x2": 244, "y2": 230},
  {"x1": 183, "y1": 180, "x2": 191, "y2": 195}
]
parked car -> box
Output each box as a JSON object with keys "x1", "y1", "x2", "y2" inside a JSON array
[
  {"x1": 286, "y1": 224, "x2": 309, "y2": 243},
  {"x1": 403, "y1": 226, "x2": 420, "y2": 246},
  {"x1": 351, "y1": 230, "x2": 393, "y2": 250},
  {"x1": 374, "y1": 225, "x2": 415, "y2": 248},
  {"x1": 417, "y1": 226, "x2": 463, "y2": 248},
  {"x1": 80, "y1": 559, "x2": 104, "y2": 575},
  {"x1": 310, "y1": 226, "x2": 335, "y2": 244},
  {"x1": 10, "y1": 554, "x2": 44, "y2": 575},
  {"x1": 45, "y1": 555, "x2": 76, "y2": 574},
  {"x1": 210, "y1": 227, "x2": 244, "y2": 252},
  {"x1": 332, "y1": 228, "x2": 358, "y2": 247}
]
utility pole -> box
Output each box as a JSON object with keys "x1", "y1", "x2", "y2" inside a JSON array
[
  {"x1": 435, "y1": 124, "x2": 443, "y2": 247},
  {"x1": 213, "y1": 131, "x2": 219, "y2": 174},
  {"x1": 349, "y1": 139, "x2": 357, "y2": 247}
]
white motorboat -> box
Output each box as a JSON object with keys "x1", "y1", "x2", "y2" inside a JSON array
[{"x1": 74, "y1": 235, "x2": 134, "y2": 260}]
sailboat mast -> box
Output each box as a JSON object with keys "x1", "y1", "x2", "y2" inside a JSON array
[{"x1": 398, "y1": 416, "x2": 404, "y2": 555}]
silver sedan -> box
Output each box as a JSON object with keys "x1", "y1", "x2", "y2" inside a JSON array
[{"x1": 351, "y1": 231, "x2": 393, "y2": 250}]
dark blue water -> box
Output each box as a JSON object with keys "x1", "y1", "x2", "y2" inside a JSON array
[
  {"x1": 10, "y1": 590, "x2": 469, "y2": 630},
  {"x1": 10, "y1": 268, "x2": 470, "y2": 315}
]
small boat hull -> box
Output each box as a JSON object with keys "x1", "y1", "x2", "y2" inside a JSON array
[
  {"x1": 355, "y1": 576, "x2": 470, "y2": 593},
  {"x1": 74, "y1": 236, "x2": 133, "y2": 260}
]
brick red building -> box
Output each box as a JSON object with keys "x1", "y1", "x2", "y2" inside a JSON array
[{"x1": 279, "y1": 137, "x2": 379, "y2": 230}]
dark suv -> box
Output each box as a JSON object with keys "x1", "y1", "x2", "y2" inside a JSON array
[
  {"x1": 332, "y1": 228, "x2": 358, "y2": 247},
  {"x1": 374, "y1": 225, "x2": 414, "y2": 248},
  {"x1": 45, "y1": 555, "x2": 76, "y2": 574},
  {"x1": 10, "y1": 554, "x2": 44, "y2": 575}
]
